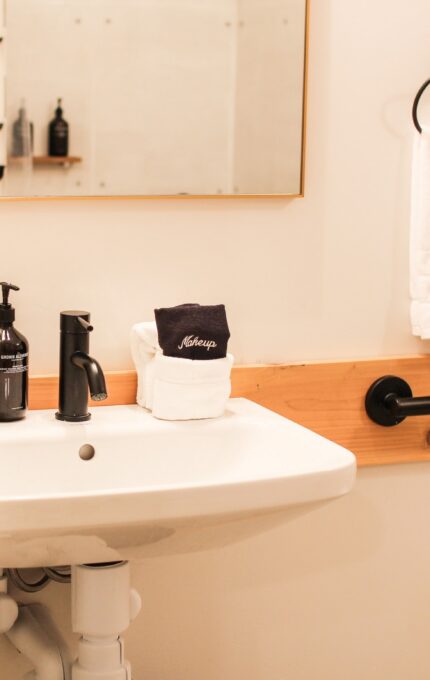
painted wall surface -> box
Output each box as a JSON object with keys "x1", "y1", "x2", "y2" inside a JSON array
[{"x1": 1, "y1": 0, "x2": 430, "y2": 678}]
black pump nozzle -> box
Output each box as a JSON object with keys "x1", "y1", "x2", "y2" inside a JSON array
[
  {"x1": 0, "y1": 283, "x2": 20, "y2": 323},
  {"x1": 1, "y1": 282, "x2": 19, "y2": 307}
]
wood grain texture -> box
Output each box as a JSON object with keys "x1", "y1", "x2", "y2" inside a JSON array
[
  {"x1": 29, "y1": 356, "x2": 430, "y2": 467},
  {"x1": 229, "y1": 358, "x2": 430, "y2": 466},
  {"x1": 28, "y1": 371, "x2": 137, "y2": 410},
  {"x1": 0, "y1": 193, "x2": 302, "y2": 203},
  {"x1": 32, "y1": 156, "x2": 82, "y2": 166},
  {"x1": 9, "y1": 156, "x2": 82, "y2": 166}
]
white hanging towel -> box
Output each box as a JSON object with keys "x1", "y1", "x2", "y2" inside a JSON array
[
  {"x1": 130, "y1": 321, "x2": 234, "y2": 420},
  {"x1": 410, "y1": 126, "x2": 430, "y2": 338}
]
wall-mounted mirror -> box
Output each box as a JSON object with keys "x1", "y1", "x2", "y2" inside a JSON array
[{"x1": 0, "y1": 0, "x2": 308, "y2": 199}]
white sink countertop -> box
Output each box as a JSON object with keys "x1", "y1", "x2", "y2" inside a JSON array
[{"x1": 0, "y1": 399, "x2": 356, "y2": 567}]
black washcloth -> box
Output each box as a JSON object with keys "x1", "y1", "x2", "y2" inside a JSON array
[{"x1": 154, "y1": 303, "x2": 230, "y2": 360}]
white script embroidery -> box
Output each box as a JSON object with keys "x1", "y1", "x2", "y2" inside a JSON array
[{"x1": 178, "y1": 335, "x2": 218, "y2": 351}]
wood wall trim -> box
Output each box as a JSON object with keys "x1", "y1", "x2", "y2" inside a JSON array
[{"x1": 29, "y1": 355, "x2": 430, "y2": 467}]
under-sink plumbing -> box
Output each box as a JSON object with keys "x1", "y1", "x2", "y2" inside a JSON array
[
  {"x1": 72, "y1": 562, "x2": 141, "y2": 680},
  {"x1": 7, "y1": 566, "x2": 71, "y2": 592},
  {"x1": 0, "y1": 568, "x2": 66, "y2": 680},
  {"x1": 0, "y1": 562, "x2": 141, "y2": 680}
]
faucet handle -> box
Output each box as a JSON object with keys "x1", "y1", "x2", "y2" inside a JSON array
[{"x1": 77, "y1": 317, "x2": 94, "y2": 332}]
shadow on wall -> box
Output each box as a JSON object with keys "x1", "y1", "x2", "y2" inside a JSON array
[
  {"x1": 122, "y1": 486, "x2": 381, "y2": 572},
  {"x1": 127, "y1": 475, "x2": 385, "y2": 680}
]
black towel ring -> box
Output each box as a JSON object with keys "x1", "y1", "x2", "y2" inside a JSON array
[{"x1": 413, "y1": 78, "x2": 430, "y2": 133}]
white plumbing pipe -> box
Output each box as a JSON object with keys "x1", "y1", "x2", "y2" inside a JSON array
[
  {"x1": 0, "y1": 572, "x2": 68, "y2": 680},
  {"x1": 71, "y1": 562, "x2": 141, "y2": 680},
  {"x1": 6, "y1": 606, "x2": 65, "y2": 680},
  {"x1": 0, "y1": 572, "x2": 19, "y2": 633}
]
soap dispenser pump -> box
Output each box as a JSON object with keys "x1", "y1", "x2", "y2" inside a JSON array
[{"x1": 0, "y1": 283, "x2": 29, "y2": 421}]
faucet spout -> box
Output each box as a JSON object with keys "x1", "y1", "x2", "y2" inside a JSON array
[{"x1": 72, "y1": 351, "x2": 107, "y2": 401}]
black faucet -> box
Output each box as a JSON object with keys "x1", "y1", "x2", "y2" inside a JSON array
[{"x1": 55, "y1": 311, "x2": 107, "y2": 422}]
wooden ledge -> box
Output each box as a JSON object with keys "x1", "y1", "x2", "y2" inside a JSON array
[{"x1": 29, "y1": 355, "x2": 430, "y2": 467}]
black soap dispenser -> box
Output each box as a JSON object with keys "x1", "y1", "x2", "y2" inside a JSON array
[
  {"x1": 0, "y1": 283, "x2": 29, "y2": 421},
  {"x1": 49, "y1": 98, "x2": 69, "y2": 157}
]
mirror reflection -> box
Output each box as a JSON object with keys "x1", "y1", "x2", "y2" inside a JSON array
[{"x1": 0, "y1": 0, "x2": 308, "y2": 198}]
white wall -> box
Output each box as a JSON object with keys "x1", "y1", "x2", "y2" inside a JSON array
[{"x1": 1, "y1": 0, "x2": 430, "y2": 678}]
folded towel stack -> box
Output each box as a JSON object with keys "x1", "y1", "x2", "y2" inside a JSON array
[{"x1": 131, "y1": 304, "x2": 233, "y2": 420}]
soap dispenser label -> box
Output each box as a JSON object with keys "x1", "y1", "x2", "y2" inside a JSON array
[{"x1": 0, "y1": 351, "x2": 28, "y2": 373}]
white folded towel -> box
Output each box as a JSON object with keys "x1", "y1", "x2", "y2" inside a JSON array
[
  {"x1": 410, "y1": 125, "x2": 430, "y2": 338},
  {"x1": 130, "y1": 321, "x2": 234, "y2": 420},
  {"x1": 130, "y1": 322, "x2": 160, "y2": 409},
  {"x1": 152, "y1": 352, "x2": 234, "y2": 420}
]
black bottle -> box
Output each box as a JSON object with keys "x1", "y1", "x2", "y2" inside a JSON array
[
  {"x1": 0, "y1": 283, "x2": 29, "y2": 422},
  {"x1": 49, "y1": 98, "x2": 69, "y2": 157}
]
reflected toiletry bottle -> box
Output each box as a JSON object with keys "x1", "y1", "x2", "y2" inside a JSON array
[
  {"x1": 49, "y1": 98, "x2": 69, "y2": 157},
  {"x1": 0, "y1": 283, "x2": 28, "y2": 422},
  {"x1": 12, "y1": 101, "x2": 33, "y2": 158}
]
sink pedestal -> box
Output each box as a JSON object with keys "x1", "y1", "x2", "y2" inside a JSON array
[{"x1": 72, "y1": 562, "x2": 141, "y2": 680}]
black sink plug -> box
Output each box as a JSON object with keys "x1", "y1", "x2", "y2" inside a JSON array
[{"x1": 55, "y1": 311, "x2": 107, "y2": 422}]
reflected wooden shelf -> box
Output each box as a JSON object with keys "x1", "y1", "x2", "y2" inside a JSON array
[
  {"x1": 33, "y1": 155, "x2": 82, "y2": 167},
  {"x1": 9, "y1": 155, "x2": 82, "y2": 167}
]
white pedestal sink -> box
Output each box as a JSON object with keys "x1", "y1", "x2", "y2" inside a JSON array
[{"x1": 0, "y1": 398, "x2": 356, "y2": 569}]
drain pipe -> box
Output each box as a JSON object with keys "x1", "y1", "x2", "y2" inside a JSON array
[
  {"x1": 0, "y1": 570, "x2": 66, "y2": 680},
  {"x1": 6, "y1": 606, "x2": 66, "y2": 680},
  {"x1": 0, "y1": 563, "x2": 141, "y2": 679},
  {"x1": 0, "y1": 569, "x2": 19, "y2": 634},
  {"x1": 72, "y1": 562, "x2": 141, "y2": 680}
]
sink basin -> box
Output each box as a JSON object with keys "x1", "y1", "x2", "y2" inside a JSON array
[{"x1": 0, "y1": 399, "x2": 356, "y2": 568}]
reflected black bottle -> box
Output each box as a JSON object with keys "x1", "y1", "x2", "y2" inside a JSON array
[
  {"x1": 49, "y1": 98, "x2": 69, "y2": 157},
  {"x1": 0, "y1": 283, "x2": 28, "y2": 421}
]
